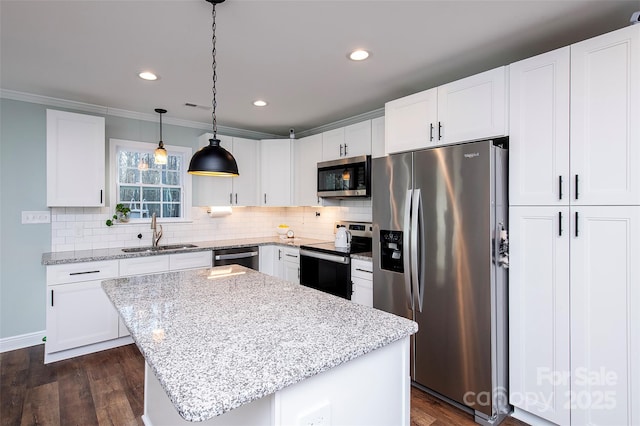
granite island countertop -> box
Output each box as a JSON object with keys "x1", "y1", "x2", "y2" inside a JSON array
[
  {"x1": 41, "y1": 236, "x2": 329, "y2": 265},
  {"x1": 101, "y1": 265, "x2": 416, "y2": 422}
]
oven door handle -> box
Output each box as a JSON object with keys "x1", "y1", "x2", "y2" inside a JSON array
[
  {"x1": 300, "y1": 249, "x2": 350, "y2": 264},
  {"x1": 214, "y1": 252, "x2": 258, "y2": 260}
]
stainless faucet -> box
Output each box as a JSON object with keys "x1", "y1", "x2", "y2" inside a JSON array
[{"x1": 151, "y1": 212, "x2": 163, "y2": 248}]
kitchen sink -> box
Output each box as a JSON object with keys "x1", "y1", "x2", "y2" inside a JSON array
[{"x1": 122, "y1": 244, "x2": 198, "y2": 253}]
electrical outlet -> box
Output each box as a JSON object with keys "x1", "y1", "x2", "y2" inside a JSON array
[
  {"x1": 21, "y1": 211, "x2": 51, "y2": 224},
  {"x1": 298, "y1": 401, "x2": 331, "y2": 426}
]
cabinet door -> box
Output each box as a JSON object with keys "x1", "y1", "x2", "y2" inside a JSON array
[
  {"x1": 437, "y1": 66, "x2": 507, "y2": 145},
  {"x1": 282, "y1": 261, "x2": 300, "y2": 284},
  {"x1": 294, "y1": 134, "x2": 323, "y2": 206},
  {"x1": 343, "y1": 120, "x2": 371, "y2": 158},
  {"x1": 259, "y1": 245, "x2": 278, "y2": 276},
  {"x1": 322, "y1": 127, "x2": 345, "y2": 161},
  {"x1": 260, "y1": 139, "x2": 292, "y2": 206},
  {"x1": 570, "y1": 25, "x2": 640, "y2": 205},
  {"x1": 232, "y1": 137, "x2": 259, "y2": 206},
  {"x1": 385, "y1": 88, "x2": 437, "y2": 154},
  {"x1": 509, "y1": 47, "x2": 570, "y2": 206},
  {"x1": 351, "y1": 277, "x2": 373, "y2": 307},
  {"x1": 508, "y1": 206, "x2": 570, "y2": 425},
  {"x1": 570, "y1": 206, "x2": 640, "y2": 425},
  {"x1": 46, "y1": 109, "x2": 105, "y2": 207},
  {"x1": 46, "y1": 280, "x2": 119, "y2": 353},
  {"x1": 371, "y1": 116, "x2": 386, "y2": 159},
  {"x1": 192, "y1": 134, "x2": 233, "y2": 206}
]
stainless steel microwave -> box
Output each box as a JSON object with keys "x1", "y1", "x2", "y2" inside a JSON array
[{"x1": 317, "y1": 155, "x2": 371, "y2": 198}]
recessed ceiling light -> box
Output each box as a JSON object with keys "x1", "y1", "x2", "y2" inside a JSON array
[
  {"x1": 349, "y1": 50, "x2": 370, "y2": 61},
  {"x1": 253, "y1": 100, "x2": 268, "y2": 107},
  {"x1": 138, "y1": 71, "x2": 158, "y2": 81}
]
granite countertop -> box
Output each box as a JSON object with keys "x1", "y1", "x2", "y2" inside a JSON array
[
  {"x1": 41, "y1": 236, "x2": 328, "y2": 265},
  {"x1": 102, "y1": 265, "x2": 417, "y2": 422}
]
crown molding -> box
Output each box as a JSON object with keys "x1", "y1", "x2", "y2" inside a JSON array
[
  {"x1": 295, "y1": 108, "x2": 385, "y2": 139},
  {"x1": 0, "y1": 88, "x2": 282, "y2": 140}
]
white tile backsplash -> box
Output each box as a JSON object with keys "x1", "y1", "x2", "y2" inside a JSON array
[{"x1": 49, "y1": 201, "x2": 372, "y2": 252}]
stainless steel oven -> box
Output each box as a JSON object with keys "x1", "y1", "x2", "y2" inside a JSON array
[
  {"x1": 213, "y1": 246, "x2": 259, "y2": 270},
  {"x1": 299, "y1": 221, "x2": 372, "y2": 300}
]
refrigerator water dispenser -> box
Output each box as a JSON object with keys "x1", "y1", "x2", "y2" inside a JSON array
[{"x1": 380, "y1": 230, "x2": 404, "y2": 273}]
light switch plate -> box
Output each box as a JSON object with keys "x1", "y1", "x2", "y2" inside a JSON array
[{"x1": 22, "y1": 210, "x2": 51, "y2": 224}]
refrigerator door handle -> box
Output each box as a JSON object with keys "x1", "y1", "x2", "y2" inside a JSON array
[
  {"x1": 403, "y1": 189, "x2": 414, "y2": 310},
  {"x1": 411, "y1": 188, "x2": 423, "y2": 312}
]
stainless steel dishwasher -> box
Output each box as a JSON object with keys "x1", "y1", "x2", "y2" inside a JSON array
[{"x1": 212, "y1": 246, "x2": 259, "y2": 270}]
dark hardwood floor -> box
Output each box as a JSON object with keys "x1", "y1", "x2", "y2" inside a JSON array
[{"x1": 1, "y1": 344, "x2": 527, "y2": 426}]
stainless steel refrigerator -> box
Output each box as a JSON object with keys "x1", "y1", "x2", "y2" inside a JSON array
[{"x1": 372, "y1": 139, "x2": 510, "y2": 425}]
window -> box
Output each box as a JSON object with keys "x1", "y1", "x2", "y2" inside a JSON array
[{"x1": 109, "y1": 139, "x2": 192, "y2": 222}]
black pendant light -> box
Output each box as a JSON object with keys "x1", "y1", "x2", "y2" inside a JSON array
[
  {"x1": 188, "y1": 0, "x2": 239, "y2": 177},
  {"x1": 154, "y1": 108, "x2": 168, "y2": 165}
]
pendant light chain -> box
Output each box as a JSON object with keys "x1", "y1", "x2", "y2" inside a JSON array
[{"x1": 211, "y1": 3, "x2": 218, "y2": 139}]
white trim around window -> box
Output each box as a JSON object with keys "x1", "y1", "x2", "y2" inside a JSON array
[{"x1": 108, "y1": 138, "x2": 193, "y2": 223}]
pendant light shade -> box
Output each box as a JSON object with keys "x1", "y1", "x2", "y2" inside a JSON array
[
  {"x1": 188, "y1": 0, "x2": 239, "y2": 177},
  {"x1": 189, "y1": 138, "x2": 238, "y2": 176},
  {"x1": 154, "y1": 108, "x2": 168, "y2": 165}
]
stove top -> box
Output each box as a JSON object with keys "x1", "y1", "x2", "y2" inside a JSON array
[{"x1": 300, "y1": 221, "x2": 372, "y2": 256}]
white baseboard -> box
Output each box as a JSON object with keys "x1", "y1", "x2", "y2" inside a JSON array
[{"x1": 0, "y1": 330, "x2": 45, "y2": 353}]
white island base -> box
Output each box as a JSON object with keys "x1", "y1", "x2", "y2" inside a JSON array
[{"x1": 143, "y1": 337, "x2": 410, "y2": 426}]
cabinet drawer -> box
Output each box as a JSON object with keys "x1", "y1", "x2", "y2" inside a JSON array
[
  {"x1": 282, "y1": 247, "x2": 300, "y2": 264},
  {"x1": 351, "y1": 258, "x2": 373, "y2": 280},
  {"x1": 47, "y1": 260, "x2": 119, "y2": 285},
  {"x1": 119, "y1": 255, "x2": 169, "y2": 276},
  {"x1": 169, "y1": 251, "x2": 212, "y2": 271}
]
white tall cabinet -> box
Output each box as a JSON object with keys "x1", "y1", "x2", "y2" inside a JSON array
[
  {"x1": 293, "y1": 134, "x2": 323, "y2": 206},
  {"x1": 509, "y1": 25, "x2": 640, "y2": 426}
]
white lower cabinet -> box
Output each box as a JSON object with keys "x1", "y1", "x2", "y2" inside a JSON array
[
  {"x1": 45, "y1": 250, "x2": 213, "y2": 362},
  {"x1": 281, "y1": 247, "x2": 300, "y2": 284},
  {"x1": 509, "y1": 206, "x2": 640, "y2": 425},
  {"x1": 259, "y1": 245, "x2": 300, "y2": 284},
  {"x1": 351, "y1": 258, "x2": 373, "y2": 307},
  {"x1": 47, "y1": 280, "x2": 120, "y2": 353}
]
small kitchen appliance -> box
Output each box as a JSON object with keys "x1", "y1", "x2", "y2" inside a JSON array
[
  {"x1": 299, "y1": 221, "x2": 372, "y2": 299},
  {"x1": 334, "y1": 226, "x2": 351, "y2": 248}
]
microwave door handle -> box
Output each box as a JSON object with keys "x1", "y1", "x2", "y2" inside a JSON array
[{"x1": 403, "y1": 189, "x2": 413, "y2": 310}]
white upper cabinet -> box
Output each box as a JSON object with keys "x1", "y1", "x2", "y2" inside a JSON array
[
  {"x1": 322, "y1": 120, "x2": 371, "y2": 161},
  {"x1": 260, "y1": 139, "x2": 292, "y2": 206},
  {"x1": 193, "y1": 134, "x2": 233, "y2": 206},
  {"x1": 509, "y1": 47, "x2": 570, "y2": 206},
  {"x1": 385, "y1": 66, "x2": 507, "y2": 154},
  {"x1": 371, "y1": 116, "x2": 386, "y2": 158},
  {"x1": 294, "y1": 134, "x2": 323, "y2": 206},
  {"x1": 193, "y1": 134, "x2": 258, "y2": 206},
  {"x1": 46, "y1": 109, "x2": 105, "y2": 207},
  {"x1": 231, "y1": 137, "x2": 259, "y2": 206},
  {"x1": 385, "y1": 88, "x2": 438, "y2": 154},
  {"x1": 437, "y1": 66, "x2": 507, "y2": 145},
  {"x1": 570, "y1": 25, "x2": 640, "y2": 205}
]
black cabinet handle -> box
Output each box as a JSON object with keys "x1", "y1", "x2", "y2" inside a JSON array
[
  {"x1": 344, "y1": 143, "x2": 348, "y2": 156},
  {"x1": 235, "y1": 193, "x2": 238, "y2": 204},
  {"x1": 575, "y1": 175, "x2": 579, "y2": 200},
  {"x1": 430, "y1": 123, "x2": 434, "y2": 141},
  {"x1": 264, "y1": 193, "x2": 267, "y2": 204},
  {"x1": 438, "y1": 122, "x2": 443, "y2": 140},
  {"x1": 69, "y1": 270, "x2": 100, "y2": 276},
  {"x1": 230, "y1": 193, "x2": 233, "y2": 204},
  {"x1": 51, "y1": 289, "x2": 54, "y2": 307},
  {"x1": 575, "y1": 211, "x2": 579, "y2": 237},
  {"x1": 278, "y1": 250, "x2": 282, "y2": 260},
  {"x1": 100, "y1": 190, "x2": 103, "y2": 204},
  {"x1": 339, "y1": 144, "x2": 343, "y2": 157},
  {"x1": 558, "y1": 211, "x2": 563, "y2": 236},
  {"x1": 559, "y1": 176, "x2": 563, "y2": 200}
]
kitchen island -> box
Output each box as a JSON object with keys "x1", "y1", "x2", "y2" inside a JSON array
[{"x1": 102, "y1": 265, "x2": 417, "y2": 425}]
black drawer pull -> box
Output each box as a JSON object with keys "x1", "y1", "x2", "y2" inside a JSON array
[
  {"x1": 430, "y1": 123, "x2": 434, "y2": 141},
  {"x1": 558, "y1": 211, "x2": 563, "y2": 236},
  {"x1": 69, "y1": 270, "x2": 100, "y2": 276},
  {"x1": 558, "y1": 176, "x2": 563, "y2": 200},
  {"x1": 355, "y1": 268, "x2": 373, "y2": 273}
]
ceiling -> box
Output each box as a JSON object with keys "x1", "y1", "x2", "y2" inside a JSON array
[{"x1": 1, "y1": 0, "x2": 638, "y2": 137}]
